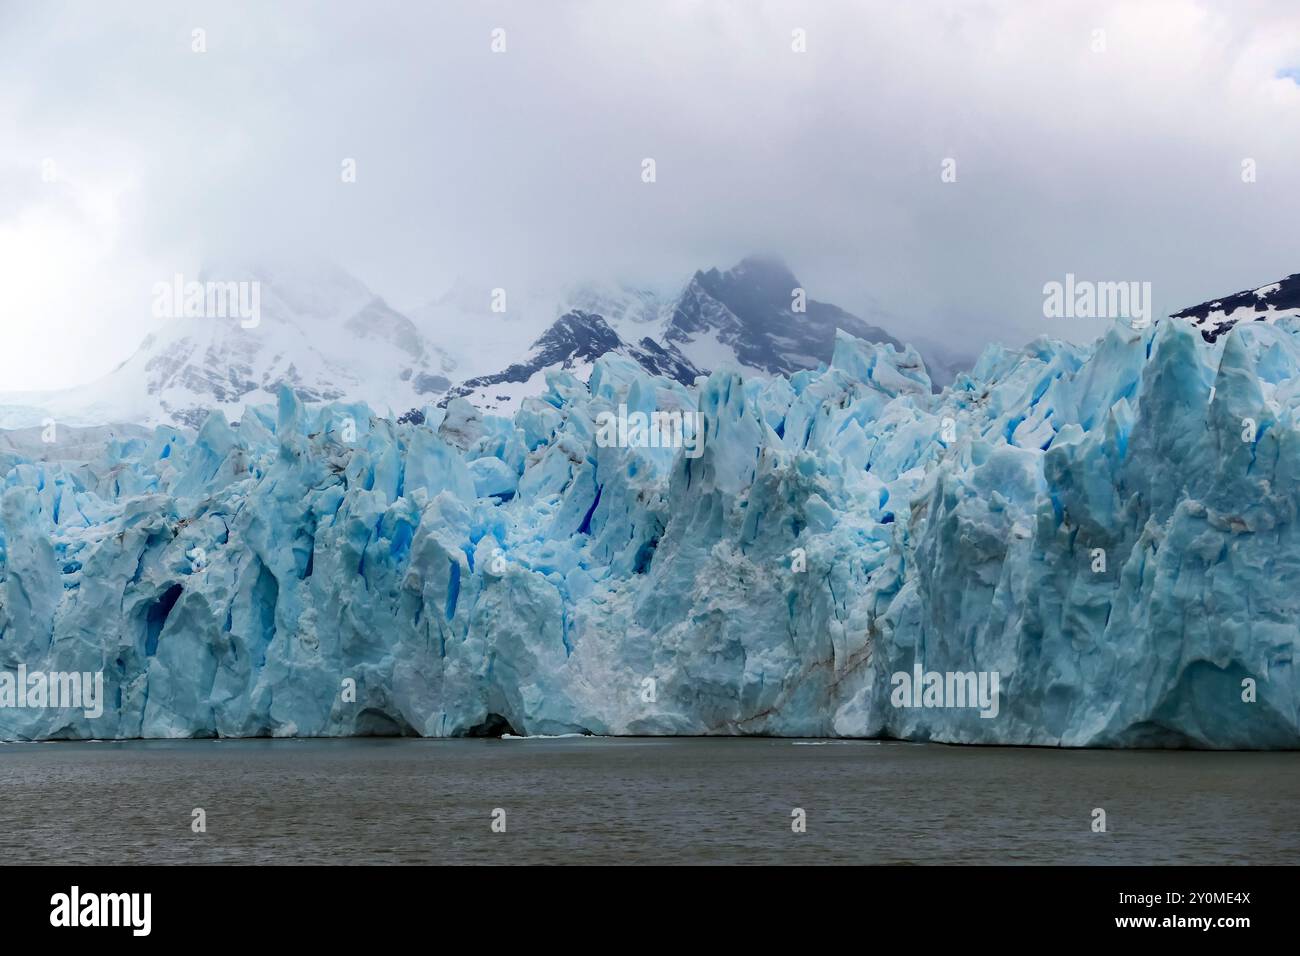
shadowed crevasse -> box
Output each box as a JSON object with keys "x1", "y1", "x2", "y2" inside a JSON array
[{"x1": 0, "y1": 319, "x2": 1297, "y2": 747}]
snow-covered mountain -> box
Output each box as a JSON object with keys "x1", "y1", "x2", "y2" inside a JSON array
[
  {"x1": 442, "y1": 310, "x2": 701, "y2": 410},
  {"x1": 0, "y1": 261, "x2": 455, "y2": 430},
  {"x1": 29, "y1": 257, "x2": 1300, "y2": 434},
  {"x1": 0, "y1": 254, "x2": 966, "y2": 428},
  {"x1": 441, "y1": 255, "x2": 938, "y2": 410},
  {"x1": 662, "y1": 255, "x2": 904, "y2": 376},
  {"x1": 1170, "y1": 272, "x2": 1300, "y2": 342}
]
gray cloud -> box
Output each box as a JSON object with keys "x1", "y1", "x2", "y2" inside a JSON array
[{"x1": 2, "y1": 0, "x2": 1298, "y2": 389}]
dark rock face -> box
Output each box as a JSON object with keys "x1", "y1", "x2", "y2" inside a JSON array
[
  {"x1": 442, "y1": 256, "x2": 929, "y2": 407},
  {"x1": 524, "y1": 311, "x2": 625, "y2": 369},
  {"x1": 664, "y1": 255, "x2": 905, "y2": 376},
  {"x1": 441, "y1": 311, "x2": 703, "y2": 406},
  {"x1": 1170, "y1": 273, "x2": 1300, "y2": 342},
  {"x1": 625, "y1": 336, "x2": 701, "y2": 386}
]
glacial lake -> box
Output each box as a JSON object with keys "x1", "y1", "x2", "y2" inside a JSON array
[{"x1": 2, "y1": 737, "x2": 1296, "y2": 865}]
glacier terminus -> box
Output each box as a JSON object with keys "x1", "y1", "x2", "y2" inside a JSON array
[{"x1": 1, "y1": 317, "x2": 1297, "y2": 748}]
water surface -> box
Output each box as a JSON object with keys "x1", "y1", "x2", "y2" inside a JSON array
[{"x1": 2, "y1": 738, "x2": 1295, "y2": 864}]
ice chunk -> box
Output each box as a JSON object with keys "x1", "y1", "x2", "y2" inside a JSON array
[{"x1": 0, "y1": 325, "x2": 1295, "y2": 747}]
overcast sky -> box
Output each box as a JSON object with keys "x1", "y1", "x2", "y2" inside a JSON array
[{"x1": 2, "y1": 0, "x2": 1298, "y2": 390}]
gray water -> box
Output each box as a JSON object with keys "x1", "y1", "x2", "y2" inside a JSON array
[{"x1": 1, "y1": 738, "x2": 1296, "y2": 865}]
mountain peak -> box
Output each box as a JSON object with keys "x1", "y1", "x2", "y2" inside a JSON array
[
  {"x1": 726, "y1": 253, "x2": 800, "y2": 288},
  {"x1": 691, "y1": 254, "x2": 801, "y2": 309},
  {"x1": 664, "y1": 255, "x2": 908, "y2": 380},
  {"x1": 530, "y1": 310, "x2": 623, "y2": 361},
  {"x1": 0, "y1": 260, "x2": 453, "y2": 429}
]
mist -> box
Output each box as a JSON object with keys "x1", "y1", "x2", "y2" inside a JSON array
[{"x1": 2, "y1": 0, "x2": 1298, "y2": 390}]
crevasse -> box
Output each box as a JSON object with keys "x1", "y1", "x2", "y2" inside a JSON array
[{"x1": 0, "y1": 318, "x2": 1296, "y2": 747}]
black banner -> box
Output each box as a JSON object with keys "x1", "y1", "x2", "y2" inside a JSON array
[{"x1": 1, "y1": 865, "x2": 1283, "y2": 941}]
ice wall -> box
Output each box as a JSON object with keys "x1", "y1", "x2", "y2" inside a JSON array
[{"x1": 1, "y1": 319, "x2": 1296, "y2": 747}]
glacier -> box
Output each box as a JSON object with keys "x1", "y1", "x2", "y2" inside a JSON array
[{"x1": 1, "y1": 317, "x2": 1297, "y2": 747}]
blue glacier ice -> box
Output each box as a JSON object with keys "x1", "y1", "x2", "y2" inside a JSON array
[{"x1": 1, "y1": 318, "x2": 1297, "y2": 747}]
